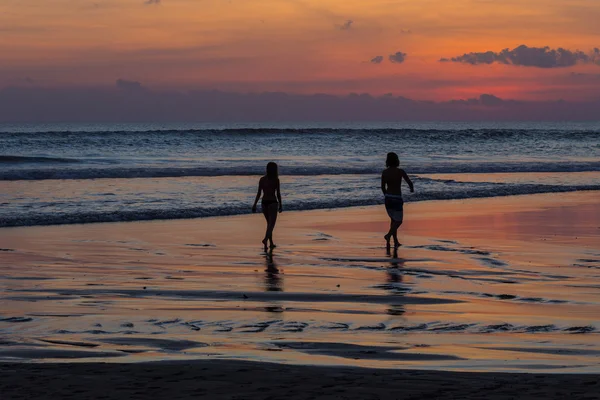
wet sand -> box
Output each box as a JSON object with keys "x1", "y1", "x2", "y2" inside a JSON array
[
  {"x1": 2, "y1": 359, "x2": 600, "y2": 400},
  {"x1": 1, "y1": 191, "x2": 600, "y2": 396}
]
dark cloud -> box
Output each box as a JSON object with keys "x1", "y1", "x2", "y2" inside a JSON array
[
  {"x1": 336, "y1": 20, "x2": 353, "y2": 31},
  {"x1": 566, "y1": 72, "x2": 600, "y2": 87},
  {"x1": 440, "y1": 45, "x2": 600, "y2": 68},
  {"x1": 479, "y1": 94, "x2": 504, "y2": 107},
  {"x1": 570, "y1": 72, "x2": 600, "y2": 79},
  {"x1": 449, "y1": 94, "x2": 519, "y2": 107},
  {"x1": 144, "y1": 0, "x2": 160, "y2": 4},
  {"x1": 370, "y1": 56, "x2": 383, "y2": 64},
  {"x1": 3, "y1": 85, "x2": 598, "y2": 122},
  {"x1": 116, "y1": 79, "x2": 143, "y2": 91},
  {"x1": 388, "y1": 52, "x2": 407, "y2": 64},
  {"x1": 400, "y1": 29, "x2": 412, "y2": 35}
]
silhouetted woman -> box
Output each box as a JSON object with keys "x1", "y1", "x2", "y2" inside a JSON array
[
  {"x1": 381, "y1": 152, "x2": 414, "y2": 248},
  {"x1": 252, "y1": 162, "x2": 283, "y2": 251}
]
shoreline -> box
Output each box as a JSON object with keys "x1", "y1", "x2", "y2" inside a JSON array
[
  {"x1": 2, "y1": 359, "x2": 599, "y2": 399},
  {"x1": 2, "y1": 187, "x2": 599, "y2": 229}
]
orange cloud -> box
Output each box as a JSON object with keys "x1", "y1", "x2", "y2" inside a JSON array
[{"x1": 0, "y1": 0, "x2": 599, "y2": 101}]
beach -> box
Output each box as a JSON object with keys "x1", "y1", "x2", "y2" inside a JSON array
[
  {"x1": 4, "y1": 0, "x2": 600, "y2": 396},
  {"x1": 1, "y1": 191, "x2": 600, "y2": 397},
  {"x1": 2, "y1": 360, "x2": 600, "y2": 399}
]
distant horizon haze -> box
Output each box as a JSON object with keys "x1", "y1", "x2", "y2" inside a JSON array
[{"x1": 1, "y1": 84, "x2": 600, "y2": 122}]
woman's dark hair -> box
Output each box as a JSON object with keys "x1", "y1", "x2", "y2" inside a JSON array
[
  {"x1": 266, "y1": 162, "x2": 279, "y2": 180},
  {"x1": 386, "y1": 152, "x2": 400, "y2": 168}
]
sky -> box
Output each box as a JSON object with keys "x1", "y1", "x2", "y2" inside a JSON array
[{"x1": 1, "y1": 0, "x2": 600, "y2": 121}]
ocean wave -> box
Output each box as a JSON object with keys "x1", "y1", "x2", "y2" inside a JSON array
[
  {"x1": 2, "y1": 161, "x2": 600, "y2": 181},
  {"x1": 2, "y1": 128, "x2": 600, "y2": 136},
  {"x1": 1, "y1": 184, "x2": 597, "y2": 227},
  {"x1": 0, "y1": 155, "x2": 79, "y2": 164}
]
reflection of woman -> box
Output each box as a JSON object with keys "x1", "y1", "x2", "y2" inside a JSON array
[
  {"x1": 264, "y1": 251, "x2": 282, "y2": 292},
  {"x1": 252, "y1": 162, "x2": 283, "y2": 251},
  {"x1": 381, "y1": 152, "x2": 414, "y2": 248}
]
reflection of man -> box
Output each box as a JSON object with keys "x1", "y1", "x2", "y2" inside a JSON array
[
  {"x1": 387, "y1": 247, "x2": 405, "y2": 283},
  {"x1": 386, "y1": 247, "x2": 406, "y2": 316}
]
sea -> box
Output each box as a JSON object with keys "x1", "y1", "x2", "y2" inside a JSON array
[{"x1": 1, "y1": 121, "x2": 599, "y2": 228}]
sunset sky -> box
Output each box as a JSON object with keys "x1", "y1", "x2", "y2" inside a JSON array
[{"x1": 1, "y1": 0, "x2": 600, "y2": 105}]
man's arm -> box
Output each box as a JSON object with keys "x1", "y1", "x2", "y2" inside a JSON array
[
  {"x1": 381, "y1": 173, "x2": 387, "y2": 195},
  {"x1": 402, "y1": 170, "x2": 414, "y2": 192}
]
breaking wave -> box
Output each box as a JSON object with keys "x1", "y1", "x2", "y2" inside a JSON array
[
  {"x1": 1, "y1": 183, "x2": 597, "y2": 227},
  {"x1": 2, "y1": 161, "x2": 600, "y2": 181}
]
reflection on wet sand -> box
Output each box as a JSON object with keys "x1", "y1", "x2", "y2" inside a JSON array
[
  {"x1": 264, "y1": 250, "x2": 282, "y2": 292},
  {"x1": 386, "y1": 247, "x2": 406, "y2": 316},
  {"x1": 264, "y1": 250, "x2": 283, "y2": 313},
  {"x1": 1, "y1": 192, "x2": 599, "y2": 372}
]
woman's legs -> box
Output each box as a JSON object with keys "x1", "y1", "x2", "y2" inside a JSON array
[
  {"x1": 262, "y1": 203, "x2": 279, "y2": 249},
  {"x1": 265, "y1": 203, "x2": 279, "y2": 248},
  {"x1": 262, "y1": 206, "x2": 270, "y2": 249}
]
